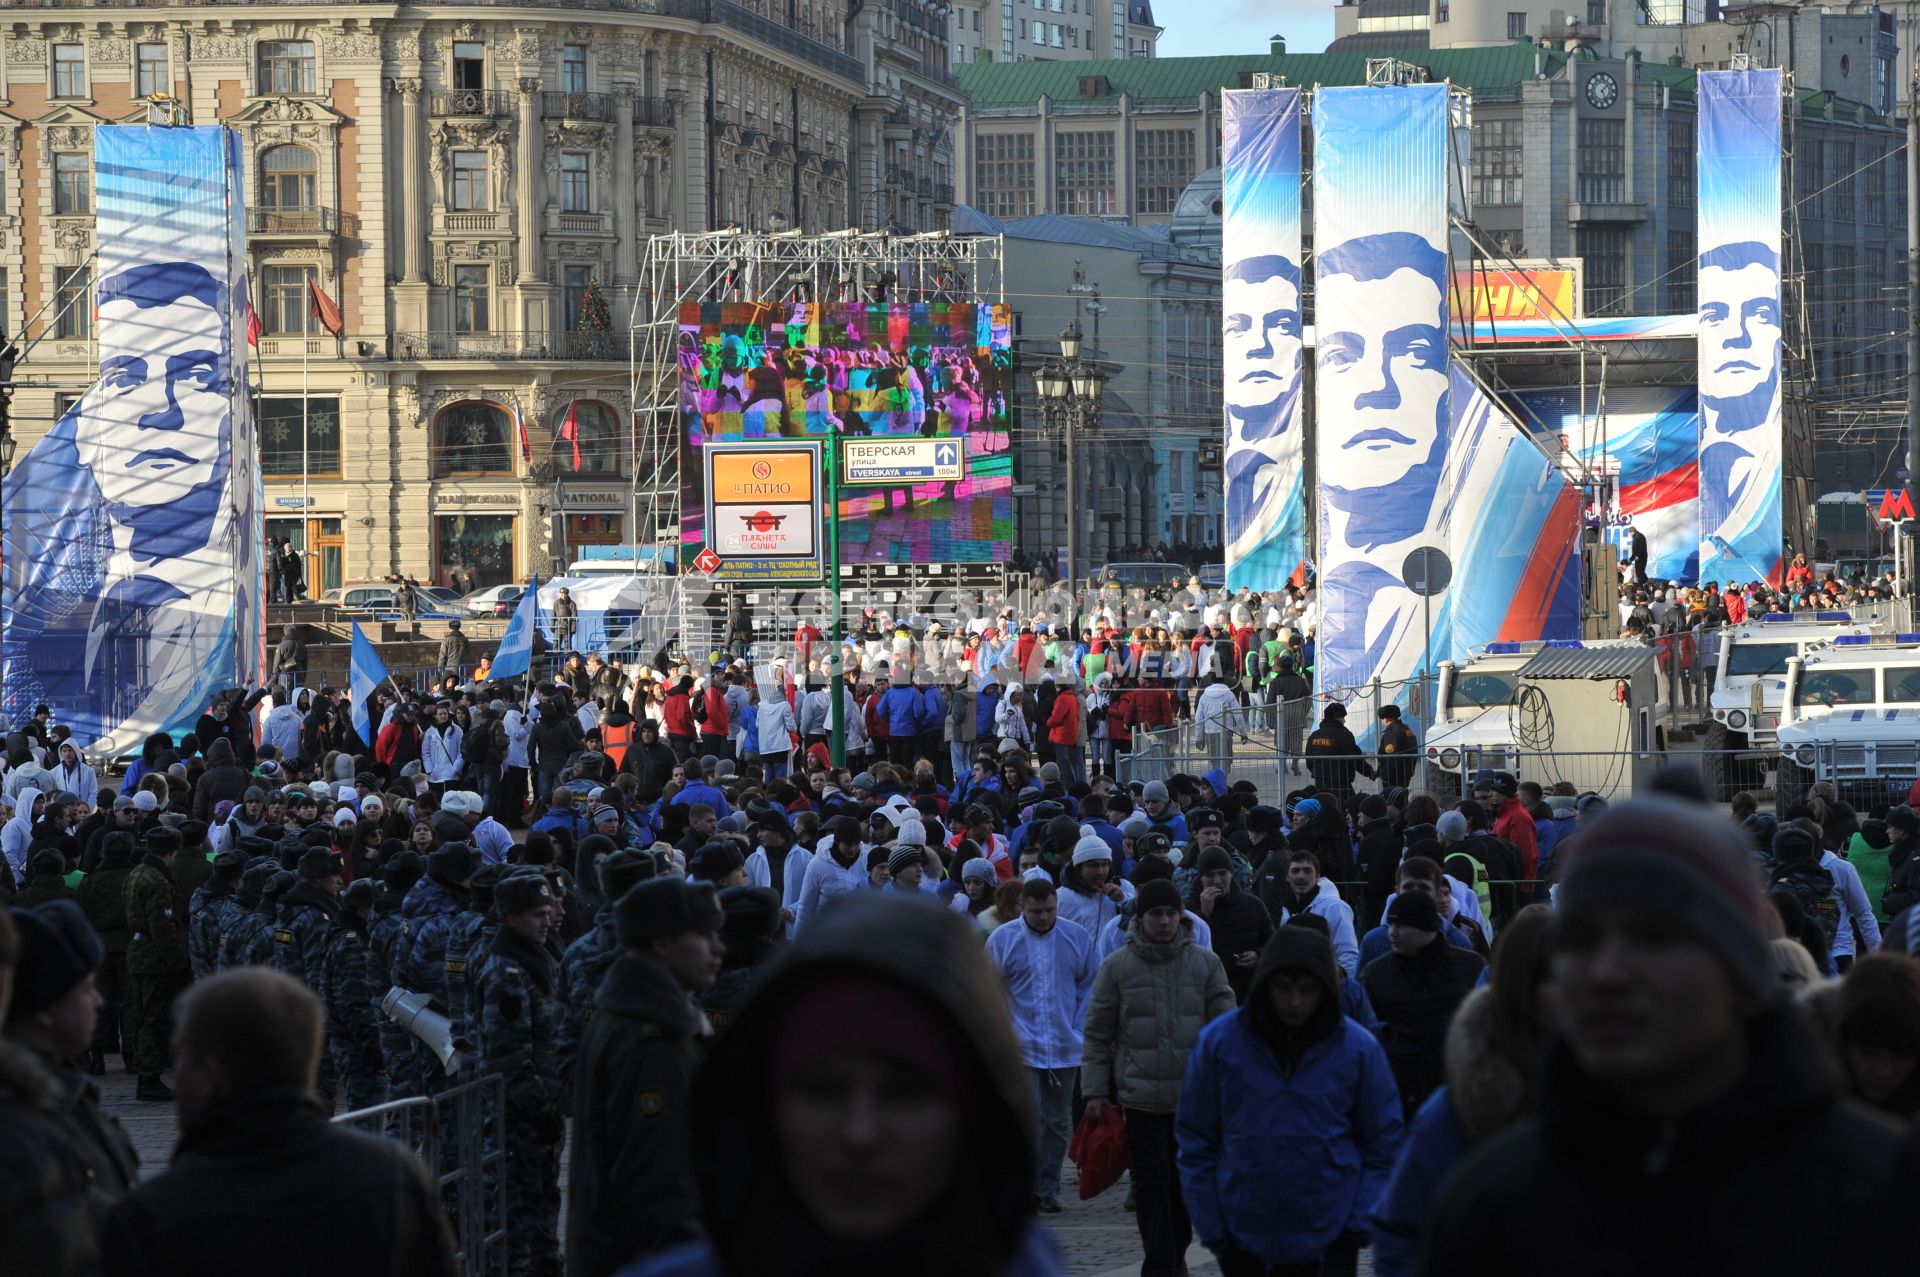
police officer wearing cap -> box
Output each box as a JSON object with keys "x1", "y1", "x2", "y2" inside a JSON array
[
  {"x1": 324, "y1": 878, "x2": 387, "y2": 1112},
  {"x1": 558, "y1": 845, "x2": 664, "y2": 1088},
  {"x1": 476, "y1": 871, "x2": 566, "y2": 1277},
  {"x1": 187, "y1": 850, "x2": 249, "y2": 982},
  {"x1": 567, "y1": 876, "x2": 725, "y2": 1277},
  {"x1": 1304, "y1": 702, "x2": 1376, "y2": 800}
]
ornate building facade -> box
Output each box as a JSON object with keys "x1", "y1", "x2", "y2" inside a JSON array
[{"x1": 0, "y1": 2, "x2": 888, "y2": 590}]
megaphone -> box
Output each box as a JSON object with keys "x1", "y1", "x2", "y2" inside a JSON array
[{"x1": 382, "y1": 987, "x2": 460, "y2": 1075}]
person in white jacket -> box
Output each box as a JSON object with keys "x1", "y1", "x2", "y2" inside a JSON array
[
  {"x1": 1820, "y1": 843, "x2": 1882, "y2": 969},
  {"x1": 46, "y1": 738, "x2": 98, "y2": 812},
  {"x1": 995, "y1": 682, "x2": 1034, "y2": 753},
  {"x1": 419, "y1": 705, "x2": 465, "y2": 787},
  {"x1": 744, "y1": 816, "x2": 813, "y2": 937},
  {"x1": 755, "y1": 689, "x2": 798, "y2": 781},
  {"x1": 1267, "y1": 849, "x2": 1362, "y2": 977},
  {"x1": 1193, "y1": 675, "x2": 1244, "y2": 773},
  {"x1": 792, "y1": 815, "x2": 869, "y2": 931},
  {"x1": 1057, "y1": 828, "x2": 1135, "y2": 938}
]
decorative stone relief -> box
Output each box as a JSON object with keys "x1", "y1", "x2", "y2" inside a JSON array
[
  {"x1": 383, "y1": 37, "x2": 422, "y2": 63},
  {"x1": 323, "y1": 32, "x2": 381, "y2": 62},
  {"x1": 7, "y1": 40, "x2": 47, "y2": 67},
  {"x1": 46, "y1": 124, "x2": 93, "y2": 152},
  {"x1": 191, "y1": 35, "x2": 249, "y2": 62}
]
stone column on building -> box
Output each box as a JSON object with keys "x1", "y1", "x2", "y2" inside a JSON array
[
  {"x1": 613, "y1": 87, "x2": 639, "y2": 285},
  {"x1": 518, "y1": 79, "x2": 542, "y2": 284},
  {"x1": 1115, "y1": 93, "x2": 1134, "y2": 221},
  {"x1": 1037, "y1": 96, "x2": 1055, "y2": 215},
  {"x1": 396, "y1": 80, "x2": 426, "y2": 284}
]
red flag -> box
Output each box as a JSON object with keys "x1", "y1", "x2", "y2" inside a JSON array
[
  {"x1": 559, "y1": 399, "x2": 582, "y2": 472},
  {"x1": 516, "y1": 404, "x2": 532, "y2": 465},
  {"x1": 245, "y1": 301, "x2": 263, "y2": 348},
  {"x1": 306, "y1": 278, "x2": 344, "y2": 338}
]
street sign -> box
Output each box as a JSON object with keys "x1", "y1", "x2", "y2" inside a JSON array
[
  {"x1": 1401, "y1": 546, "x2": 1453, "y2": 596},
  {"x1": 701, "y1": 440, "x2": 824, "y2": 583},
  {"x1": 1866, "y1": 488, "x2": 1918, "y2": 521},
  {"x1": 693, "y1": 546, "x2": 723, "y2": 575},
  {"x1": 842, "y1": 437, "x2": 966, "y2": 485}
]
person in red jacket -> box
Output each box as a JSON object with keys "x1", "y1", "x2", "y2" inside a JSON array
[
  {"x1": 1014, "y1": 624, "x2": 1040, "y2": 682},
  {"x1": 1046, "y1": 678, "x2": 1087, "y2": 786},
  {"x1": 662, "y1": 676, "x2": 699, "y2": 760},
  {"x1": 1476, "y1": 770, "x2": 1540, "y2": 884},
  {"x1": 698, "y1": 677, "x2": 731, "y2": 760}
]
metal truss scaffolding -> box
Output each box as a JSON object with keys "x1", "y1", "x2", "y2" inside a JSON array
[{"x1": 627, "y1": 229, "x2": 1006, "y2": 658}]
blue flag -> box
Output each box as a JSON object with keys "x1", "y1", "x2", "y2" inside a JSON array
[
  {"x1": 350, "y1": 621, "x2": 392, "y2": 747},
  {"x1": 490, "y1": 578, "x2": 539, "y2": 682}
]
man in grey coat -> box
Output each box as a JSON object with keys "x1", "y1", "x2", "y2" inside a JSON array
[{"x1": 1082, "y1": 877, "x2": 1236, "y2": 1277}]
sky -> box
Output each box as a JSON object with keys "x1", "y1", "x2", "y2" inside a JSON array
[{"x1": 1154, "y1": 0, "x2": 1336, "y2": 58}]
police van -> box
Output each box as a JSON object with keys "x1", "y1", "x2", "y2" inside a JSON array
[
  {"x1": 1424, "y1": 639, "x2": 1665, "y2": 800},
  {"x1": 1702, "y1": 611, "x2": 1880, "y2": 799},
  {"x1": 1775, "y1": 632, "x2": 1920, "y2": 811}
]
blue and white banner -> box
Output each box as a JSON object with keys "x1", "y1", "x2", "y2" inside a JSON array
[
  {"x1": 1312, "y1": 84, "x2": 1454, "y2": 701},
  {"x1": 2, "y1": 126, "x2": 260, "y2": 758},
  {"x1": 1222, "y1": 86, "x2": 1305, "y2": 591},
  {"x1": 1697, "y1": 69, "x2": 1784, "y2": 588},
  {"x1": 489, "y1": 577, "x2": 539, "y2": 683},
  {"x1": 349, "y1": 621, "x2": 391, "y2": 748}
]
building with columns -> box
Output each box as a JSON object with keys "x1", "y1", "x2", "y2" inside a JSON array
[{"x1": 0, "y1": 2, "x2": 964, "y2": 592}]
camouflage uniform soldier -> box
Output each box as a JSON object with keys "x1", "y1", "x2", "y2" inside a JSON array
[
  {"x1": 557, "y1": 843, "x2": 661, "y2": 1086},
  {"x1": 224, "y1": 865, "x2": 285, "y2": 970},
  {"x1": 239, "y1": 872, "x2": 299, "y2": 967},
  {"x1": 326, "y1": 877, "x2": 388, "y2": 1111},
  {"x1": 476, "y1": 872, "x2": 565, "y2": 1277},
  {"x1": 75, "y1": 829, "x2": 138, "y2": 1074},
  {"x1": 396, "y1": 843, "x2": 476, "y2": 1099},
  {"x1": 123, "y1": 827, "x2": 191, "y2": 1102},
  {"x1": 369, "y1": 848, "x2": 425, "y2": 1105},
  {"x1": 186, "y1": 850, "x2": 248, "y2": 980},
  {"x1": 445, "y1": 862, "x2": 506, "y2": 1085}
]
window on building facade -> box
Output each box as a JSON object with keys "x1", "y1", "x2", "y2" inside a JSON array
[
  {"x1": 1134, "y1": 130, "x2": 1195, "y2": 215},
  {"x1": 436, "y1": 514, "x2": 516, "y2": 587},
  {"x1": 52, "y1": 44, "x2": 85, "y2": 99},
  {"x1": 1506, "y1": 11, "x2": 1527, "y2": 38},
  {"x1": 136, "y1": 42, "x2": 169, "y2": 98},
  {"x1": 561, "y1": 44, "x2": 588, "y2": 93},
  {"x1": 1576, "y1": 118, "x2": 1625, "y2": 204},
  {"x1": 453, "y1": 265, "x2": 491, "y2": 334},
  {"x1": 434, "y1": 403, "x2": 515, "y2": 477},
  {"x1": 260, "y1": 145, "x2": 317, "y2": 211},
  {"x1": 453, "y1": 42, "x2": 486, "y2": 92},
  {"x1": 1577, "y1": 226, "x2": 1630, "y2": 313},
  {"x1": 1437, "y1": 0, "x2": 1450, "y2": 21},
  {"x1": 975, "y1": 133, "x2": 1036, "y2": 219},
  {"x1": 1471, "y1": 118, "x2": 1523, "y2": 206},
  {"x1": 53, "y1": 152, "x2": 91, "y2": 215},
  {"x1": 561, "y1": 153, "x2": 591, "y2": 212},
  {"x1": 562, "y1": 265, "x2": 595, "y2": 331},
  {"x1": 54, "y1": 266, "x2": 90, "y2": 339},
  {"x1": 550, "y1": 400, "x2": 622, "y2": 474},
  {"x1": 1831, "y1": 140, "x2": 1855, "y2": 220},
  {"x1": 1868, "y1": 151, "x2": 1887, "y2": 224},
  {"x1": 257, "y1": 41, "x2": 317, "y2": 96},
  {"x1": 1666, "y1": 116, "x2": 1694, "y2": 206},
  {"x1": 0, "y1": 270, "x2": 8, "y2": 332},
  {"x1": 1665, "y1": 228, "x2": 1695, "y2": 314},
  {"x1": 262, "y1": 264, "x2": 318, "y2": 334},
  {"x1": 451, "y1": 151, "x2": 489, "y2": 211},
  {"x1": 259, "y1": 396, "x2": 343, "y2": 478},
  {"x1": 1799, "y1": 135, "x2": 1823, "y2": 219},
  {"x1": 1587, "y1": 0, "x2": 1606, "y2": 25},
  {"x1": 1054, "y1": 131, "x2": 1116, "y2": 216}
]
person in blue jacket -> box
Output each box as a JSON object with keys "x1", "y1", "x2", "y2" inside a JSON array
[
  {"x1": 1369, "y1": 904, "x2": 1558, "y2": 1276},
  {"x1": 878, "y1": 675, "x2": 923, "y2": 767},
  {"x1": 1177, "y1": 924, "x2": 1404, "y2": 1277}
]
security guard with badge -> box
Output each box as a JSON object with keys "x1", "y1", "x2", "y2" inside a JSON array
[
  {"x1": 476, "y1": 871, "x2": 566, "y2": 1277},
  {"x1": 1375, "y1": 703, "x2": 1419, "y2": 790},
  {"x1": 1303, "y1": 701, "x2": 1377, "y2": 800}
]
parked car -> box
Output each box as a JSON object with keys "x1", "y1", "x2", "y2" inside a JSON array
[
  {"x1": 1197, "y1": 562, "x2": 1227, "y2": 590},
  {"x1": 463, "y1": 583, "x2": 526, "y2": 617},
  {"x1": 318, "y1": 582, "x2": 461, "y2": 620}
]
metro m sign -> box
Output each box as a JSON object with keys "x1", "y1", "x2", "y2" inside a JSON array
[{"x1": 1867, "y1": 488, "x2": 1918, "y2": 522}]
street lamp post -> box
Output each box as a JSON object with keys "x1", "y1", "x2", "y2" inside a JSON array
[{"x1": 1033, "y1": 322, "x2": 1104, "y2": 588}]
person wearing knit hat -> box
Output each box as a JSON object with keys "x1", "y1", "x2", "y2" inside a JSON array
[
  {"x1": 1361, "y1": 882, "x2": 1484, "y2": 1118},
  {"x1": 569, "y1": 876, "x2": 725, "y2": 1272},
  {"x1": 1059, "y1": 826, "x2": 1135, "y2": 938},
  {"x1": 1425, "y1": 798, "x2": 1917, "y2": 1274},
  {"x1": 1188, "y1": 844, "x2": 1274, "y2": 1006},
  {"x1": 689, "y1": 843, "x2": 748, "y2": 888},
  {"x1": 4, "y1": 901, "x2": 140, "y2": 1193},
  {"x1": 888, "y1": 845, "x2": 932, "y2": 893},
  {"x1": 1081, "y1": 867, "x2": 1233, "y2": 1275}
]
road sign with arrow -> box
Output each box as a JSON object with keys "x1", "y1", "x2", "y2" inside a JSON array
[{"x1": 842, "y1": 437, "x2": 967, "y2": 485}]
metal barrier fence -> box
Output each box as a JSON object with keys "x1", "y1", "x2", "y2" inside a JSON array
[
  {"x1": 1118, "y1": 738, "x2": 1920, "y2": 817},
  {"x1": 332, "y1": 1075, "x2": 509, "y2": 1277}
]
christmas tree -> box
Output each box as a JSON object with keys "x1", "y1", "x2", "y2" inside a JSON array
[{"x1": 577, "y1": 275, "x2": 613, "y2": 357}]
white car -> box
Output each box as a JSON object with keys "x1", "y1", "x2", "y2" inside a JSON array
[{"x1": 463, "y1": 583, "x2": 527, "y2": 617}]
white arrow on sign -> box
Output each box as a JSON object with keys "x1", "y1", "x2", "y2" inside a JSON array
[{"x1": 935, "y1": 443, "x2": 957, "y2": 466}]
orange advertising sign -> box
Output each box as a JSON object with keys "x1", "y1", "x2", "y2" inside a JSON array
[
  {"x1": 710, "y1": 450, "x2": 817, "y2": 505},
  {"x1": 1452, "y1": 265, "x2": 1581, "y2": 322}
]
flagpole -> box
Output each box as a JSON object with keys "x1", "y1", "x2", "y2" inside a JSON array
[{"x1": 301, "y1": 311, "x2": 311, "y2": 579}]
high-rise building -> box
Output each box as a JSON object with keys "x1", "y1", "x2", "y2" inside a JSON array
[
  {"x1": 949, "y1": 0, "x2": 1159, "y2": 66},
  {"x1": 0, "y1": 3, "x2": 962, "y2": 591}
]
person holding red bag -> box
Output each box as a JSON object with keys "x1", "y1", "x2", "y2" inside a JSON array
[{"x1": 1082, "y1": 878, "x2": 1236, "y2": 1277}]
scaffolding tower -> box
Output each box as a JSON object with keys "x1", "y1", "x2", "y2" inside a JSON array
[{"x1": 628, "y1": 229, "x2": 1007, "y2": 660}]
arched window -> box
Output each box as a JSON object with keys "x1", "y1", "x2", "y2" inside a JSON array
[
  {"x1": 260, "y1": 144, "x2": 317, "y2": 211},
  {"x1": 434, "y1": 400, "x2": 514, "y2": 477},
  {"x1": 550, "y1": 400, "x2": 622, "y2": 475}
]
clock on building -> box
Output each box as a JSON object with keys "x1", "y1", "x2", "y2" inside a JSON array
[{"x1": 1586, "y1": 72, "x2": 1619, "y2": 109}]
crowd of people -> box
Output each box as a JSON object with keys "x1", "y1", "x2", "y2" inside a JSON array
[{"x1": 8, "y1": 589, "x2": 1920, "y2": 1275}]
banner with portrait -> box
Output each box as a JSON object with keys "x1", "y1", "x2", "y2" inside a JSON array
[
  {"x1": 1311, "y1": 83, "x2": 1455, "y2": 704},
  {"x1": 1, "y1": 126, "x2": 260, "y2": 759},
  {"x1": 1513, "y1": 386, "x2": 1701, "y2": 584},
  {"x1": 1221, "y1": 86, "x2": 1305, "y2": 592},
  {"x1": 1697, "y1": 69, "x2": 1784, "y2": 588}
]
